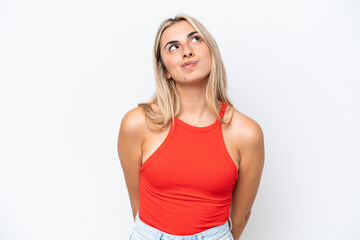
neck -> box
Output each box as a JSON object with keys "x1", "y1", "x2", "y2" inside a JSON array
[{"x1": 175, "y1": 78, "x2": 216, "y2": 121}]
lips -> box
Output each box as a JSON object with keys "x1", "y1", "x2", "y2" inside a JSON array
[{"x1": 182, "y1": 61, "x2": 198, "y2": 68}]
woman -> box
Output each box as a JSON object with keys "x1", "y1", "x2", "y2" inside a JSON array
[{"x1": 118, "y1": 14, "x2": 265, "y2": 240}]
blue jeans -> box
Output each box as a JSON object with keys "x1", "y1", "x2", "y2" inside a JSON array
[{"x1": 129, "y1": 211, "x2": 234, "y2": 240}]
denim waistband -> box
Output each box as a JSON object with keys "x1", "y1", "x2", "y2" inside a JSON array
[{"x1": 133, "y1": 211, "x2": 232, "y2": 240}]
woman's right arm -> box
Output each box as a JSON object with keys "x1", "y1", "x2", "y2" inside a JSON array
[{"x1": 117, "y1": 107, "x2": 146, "y2": 221}]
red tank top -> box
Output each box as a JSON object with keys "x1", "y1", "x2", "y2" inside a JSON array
[{"x1": 138, "y1": 101, "x2": 238, "y2": 235}]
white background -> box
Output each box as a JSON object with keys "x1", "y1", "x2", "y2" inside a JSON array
[{"x1": 1, "y1": 0, "x2": 359, "y2": 239}]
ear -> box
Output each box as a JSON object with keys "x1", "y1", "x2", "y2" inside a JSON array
[{"x1": 166, "y1": 72, "x2": 172, "y2": 79}]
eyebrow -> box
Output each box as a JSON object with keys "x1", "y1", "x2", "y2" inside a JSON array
[{"x1": 163, "y1": 31, "x2": 198, "y2": 50}]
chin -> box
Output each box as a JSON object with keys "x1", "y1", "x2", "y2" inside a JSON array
[
  {"x1": 181, "y1": 77, "x2": 209, "y2": 84},
  {"x1": 180, "y1": 72, "x2": 210, "y2": 82}
]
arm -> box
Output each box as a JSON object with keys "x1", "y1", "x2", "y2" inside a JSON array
[
  {"x1": 117, "y1": 107, "x2": 145, "y2": 221},
  {"x1": 230, "y1": 119, "x2": 265, "y2": 240}
]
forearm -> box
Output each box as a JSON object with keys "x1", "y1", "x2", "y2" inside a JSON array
[
  {"x1": 131, "y1": 201, "x2": 140, "y2": 221},
  {"x1": 230, "y1": 212, "x2": 251, "y2": 240}
]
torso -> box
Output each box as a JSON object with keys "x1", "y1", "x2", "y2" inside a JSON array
[{"x1": 141, "y1": 103, "x2": 242, "y2": 172}]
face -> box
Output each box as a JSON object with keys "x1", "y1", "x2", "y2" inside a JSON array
[{"x1": 159, "y1": 21, "x2": 212, "y2": 84}]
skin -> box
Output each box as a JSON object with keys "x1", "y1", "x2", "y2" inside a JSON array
[{"x1": 117, "y1": 20, "x2": 265, "y2": 240}]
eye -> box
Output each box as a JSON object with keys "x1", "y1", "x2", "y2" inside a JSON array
[
  {"x1": 192, "y1": 35, "x2": 201, "y2": 43},
  {"x1": 169, "y1": 45, "x2": 178, "y2": 52}
]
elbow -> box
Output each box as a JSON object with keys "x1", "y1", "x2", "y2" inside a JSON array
[
  {"x1": 232, "y1": 209, "x2": 252, "y2": 227},
  {"x1": 238, "y1": 209, "x2": 251, "y2": 226},
  {"x1": 244, "y1": 210, "x2": 251, "y2": 223},
  {"x1": 230, "y1": 210, "x2": 252, "y2": 240},
  {"x1": 245, "y1": 210, "x2": 251, "y2": 220}
]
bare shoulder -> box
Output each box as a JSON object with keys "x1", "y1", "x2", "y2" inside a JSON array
[
  {"x1": 119, "y1": 103, "x2": 162, "y2": 137},
  {"x1": 225, "y1": 107, "x2": 264, "y2": 153},
  {"x1": 231, "y1": 108, "x2": 263, "y2": 138},
  {"x1": 119, "y1": 106, "x2": 147, "y2": 141}
]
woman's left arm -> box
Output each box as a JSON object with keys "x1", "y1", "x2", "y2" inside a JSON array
[{"x1": 230, "y1": 119, "x2": 265, "y2": 240}]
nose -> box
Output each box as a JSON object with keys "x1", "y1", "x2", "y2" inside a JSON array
[{"x1": 183, "y1": 44, "x2": 194, "y2": 58}]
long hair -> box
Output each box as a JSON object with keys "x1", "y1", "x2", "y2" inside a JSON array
[{"x1": 138, "y1": 14, "x2": 234, "y2": 131}]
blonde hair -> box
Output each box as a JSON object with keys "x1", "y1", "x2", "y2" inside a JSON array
[{"x1": 138, "y1": 14, "x2": 234, "y2": 131}]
